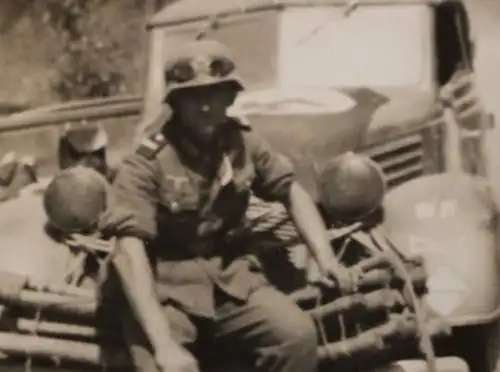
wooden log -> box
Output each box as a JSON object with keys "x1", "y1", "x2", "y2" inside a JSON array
[
  {"x1": 14, "y1": 319, "x2": 102, "y2": 340},
  {"x1": 290, "y1": 264, "x2": 426, "y2": 304},
  {"x1": 11, "y1": 318, "x2": 120, "y2": 341},
  {"x1": 347, "y1": 255, "x2": 392, "y2": 272},
  {"x1": 0, "y1": 303, "x2": 107, "y2": 341},
  {"x1": 391, "y1": 266, "x2": 428, "y2": 301},
  {"x1": 0, "y1": 332, "x2": 130, "y2": 367},
  {"x1": 317, "y1": 316, "x2": 450, "y2": 361},
  {"x1": 0, "y1": 318, "x2": 445, "y2": 369},
  {"x1": 290, "y1": 269, "x2": 393, "y2": 303},
  {"x1": 0, "y1": 290, "x2": 96, "y2": 320},
  {"x1": 0, "y1": 315, "x2": 448, "y2": 368},
  {"x1": 307, "y1": 289, "x2": 405, "y2": 320},
  {"x1": 289, "y1": 254, "x2": 395, "y2": 303}
]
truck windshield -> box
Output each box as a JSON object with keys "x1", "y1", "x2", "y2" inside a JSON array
[{"x1": 278, "y1": 5, "x2": 430, "y2": 88}]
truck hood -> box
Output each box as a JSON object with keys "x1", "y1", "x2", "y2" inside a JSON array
[
  {"x1": 360, "y1": 87, "x2": 438, "y2": 144},
  {"x1": 0, "y1": 189, "x2": 72, "y2": 285},
  {"x1": 231, "y1": 86, "x2": 436, "y2": 198}
]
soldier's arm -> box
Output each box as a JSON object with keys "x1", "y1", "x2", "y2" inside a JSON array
[
  {"x1": 247, "y1": 133, "x2": 342, "y2": 275},
  {"x1": 104, "y1": 154, "x2": 178, "y2": 355}
]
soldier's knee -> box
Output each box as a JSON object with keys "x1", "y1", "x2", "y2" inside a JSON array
[
  {"x1": 283, "y1": 311, "x2": 317, "y2": 351},
  {"x1": 252, "y1": 288, "x2": 318, "y2": 351},
  {"x1": 128, "y1": 344, "x2": 161, "y2": 372},
  {"x1": 267, "y1": 311, "x2": 318, "y2": 372}
]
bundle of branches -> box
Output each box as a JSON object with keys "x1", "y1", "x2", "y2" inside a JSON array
[
  {"x1": 0, "y1": 252, "x2": 439, "y2": 369},
  {"x1": 246, "y1": 197, "x2": 446, "y2": 371},
  {"x1": 304, "y1": 259, "x2": 448, "y2": 369},
  {"x1": 0, "y1": 251, "x2": 443, "y2": 369},
  {"x1": 0, "y1": 200, "x2": 444, "y2": 370}
]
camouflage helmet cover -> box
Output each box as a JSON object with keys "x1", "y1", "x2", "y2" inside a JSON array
[
  {"x1": 43, "y1": 166, "x2": 109, "y2": 234},
  {"x1": 163, "y1": 39, "x2": 244, "y2": 102}
]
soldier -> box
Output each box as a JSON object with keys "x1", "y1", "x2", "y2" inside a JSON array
[
  {"x1": 0, "y1": 152, "x2": 37, "y2": 202},
  {"x1": 21, "y1": 126, "x2": 115, "y2": 287},
  {"x1": 102, "y1": 39, "x2": 359, "y2": 372},
  {"x1": 58, "y1": 124, "x2": 114, "y2": 181},
  {"x1": 20, "y1": 125, "x2": 114, "y2": 197}
]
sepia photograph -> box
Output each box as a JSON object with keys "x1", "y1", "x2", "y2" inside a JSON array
[{"x1": 1, "y1": 0, "x2": 500, "y2": 371}]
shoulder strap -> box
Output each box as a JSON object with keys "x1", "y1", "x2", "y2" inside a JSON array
[{"x1": 136, "y1": 131, "x2": 168, "y2": 160}]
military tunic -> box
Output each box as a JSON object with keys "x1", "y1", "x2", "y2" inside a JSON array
[
  {"x1": 103, "y1": 115, "x2": 318, "y2": 372},
  {"x1": 108, "y1": 116, "x2": 294, "y2": 318}
]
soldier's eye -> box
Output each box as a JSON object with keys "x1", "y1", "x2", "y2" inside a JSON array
[
  {"x1": 165, "y1": 61, "x2": 195, "y2": 83},
  {"x1": 210, "y1": 57, "x2": 235, "y2": 77}
]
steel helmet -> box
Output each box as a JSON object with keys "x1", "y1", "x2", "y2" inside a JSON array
[
  {"x1": 43, "y1": 166, "x2": 109, "y2": 234},
  {"x1": 163, "y1": 39, "x2": 244, "y2": 102},
  {"x1": 317, "y1": 152, "x2": 386, "y2": 223},
  {"x1": 61, "y1": 125, "x2": 108, "y2": 153},
  {"x1": 58, "y1": 125, "x2": 109, "y2": 174}
]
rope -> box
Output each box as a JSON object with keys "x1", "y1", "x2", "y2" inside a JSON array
[
  {"x1": 313, "y1": 291, "x2": 331, "y2": 357},
  {"x1": 311, "y1": 234, "x2": 352, "y2": 361},
  {"x1": 369, "y1": 229, "x2": 438, "y2": 372}
]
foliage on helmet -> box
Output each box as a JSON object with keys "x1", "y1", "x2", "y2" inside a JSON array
[{"x1": 163, "y1": 39, "x2": 244, "y2": 102}]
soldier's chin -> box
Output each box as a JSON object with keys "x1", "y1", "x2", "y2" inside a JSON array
[{"x1": 194, "y1": 127, "x2": 218, "y2": 143}]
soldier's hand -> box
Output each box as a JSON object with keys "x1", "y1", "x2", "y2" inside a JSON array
[
  {"x1": 326, "y1": 264, "x2": 362, "y2": 294},
  {"x1": 156, "y1": 342, "x2": 199, "y2": 372}
]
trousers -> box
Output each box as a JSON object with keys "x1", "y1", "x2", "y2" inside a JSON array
[{"x1": 120, "y1": 285, "x2": 318, "y2": 372}]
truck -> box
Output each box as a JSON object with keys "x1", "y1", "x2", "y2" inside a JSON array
[
  {"x1": 142, "y1": 0, "x2": 499, "y2": 369},
  {"x1": 0, "y1": 0, "x2": 496, "y2": 371}
]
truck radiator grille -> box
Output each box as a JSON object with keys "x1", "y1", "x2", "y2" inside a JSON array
[
  {"x1": 245, "y1": 133, "x2": 428, "y2": 245},
  {"x1": 363, "y1": 133, "x2": 425, "y2": 188}
]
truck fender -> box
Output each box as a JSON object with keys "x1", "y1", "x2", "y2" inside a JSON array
[
  {"x1": 381, "y1": 173, "x2": 500, "y2": 325},
  {"x1": 0, "y1": 191, "x2": 74, "y2": 287}
]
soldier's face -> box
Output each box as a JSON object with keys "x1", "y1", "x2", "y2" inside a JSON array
[
  {"x1": 172, "y1": 85, "x2": 236, "y2": 142},
  {"x1": 60, "y1": 151, "x2": 108, "y2": 177},
  {"x1": 75, "y1": 154, "x2": 108, "y2": 176}
]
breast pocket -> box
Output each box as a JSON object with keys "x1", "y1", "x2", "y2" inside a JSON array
[{"x1": 157, "y1": 175, "x2": 200, "y2": 240}]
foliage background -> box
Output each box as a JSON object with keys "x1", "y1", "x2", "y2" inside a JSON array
[
  {"x1": 2, "y1": 0, "x2": 500, "y2": 189},
  {"x1": 0, "y1": 0, "x2": 174, "y2": 107}
]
